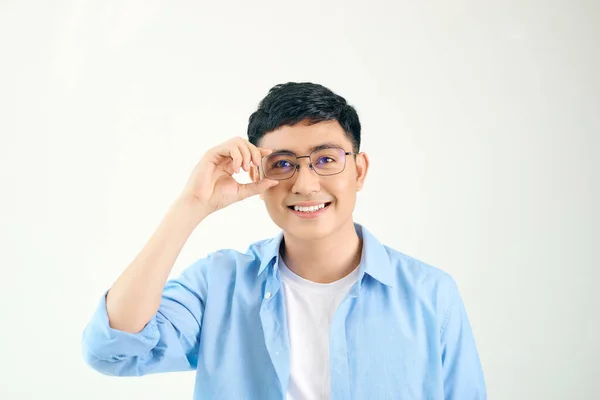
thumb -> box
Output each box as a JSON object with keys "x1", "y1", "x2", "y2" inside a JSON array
[{"x1": 237, "y1": 178, "x2": 279, "y2": 200}]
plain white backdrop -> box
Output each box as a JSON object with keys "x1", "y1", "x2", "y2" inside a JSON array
[{"x1": 1, "y1": 1, "x2": 598, "y2": 399}]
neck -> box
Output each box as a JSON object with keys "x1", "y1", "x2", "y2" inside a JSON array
[{"x1": 280, "y1": 220, "x2": 362, "y2": 284}]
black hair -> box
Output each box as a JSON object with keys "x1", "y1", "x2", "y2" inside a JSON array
[{"x1": 247, "y1": 82, "x2": 361, "y2": 152}]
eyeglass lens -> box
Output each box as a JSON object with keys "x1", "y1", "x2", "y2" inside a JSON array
[{"x1": 262, "y1": 147, "x2": 347, "y2": 180}]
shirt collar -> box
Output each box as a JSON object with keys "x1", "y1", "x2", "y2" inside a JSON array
[
  {"x1": 356, "y1": 223, "x2": 394, "y2": 287},
  {"x1": 255, "y1": 223, "x2": 394, "y2": 287},
  {"x1": 256, "y1": 231, "x2": 284, "y2": 277}
]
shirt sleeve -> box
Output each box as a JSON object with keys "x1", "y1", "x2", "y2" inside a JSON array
[
  {"x1": 81, "y1": 258, "x2": 209, "y2": 376},
  {"x1": 440, "y1": 277, "x2": 487, "y2": 399}
]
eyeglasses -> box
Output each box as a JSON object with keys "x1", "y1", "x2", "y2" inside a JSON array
[{"x1": 260, "y1": 146, "x2": 356, "y2": 181}]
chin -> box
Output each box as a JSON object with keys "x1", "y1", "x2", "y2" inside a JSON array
[
  {"x1": 285, "y1": 223, "x2": 335, "y2": 241},
  {"x1": 267, "y1": 202, "x2": 348, "y2": 240},
  {"x1": 280, "y1": 214, "x2": 341, "y2": 241}
]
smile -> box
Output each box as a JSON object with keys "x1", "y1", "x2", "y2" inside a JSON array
[{"x1": 287, "y1": 202, "x2": 332, "y2": 216}]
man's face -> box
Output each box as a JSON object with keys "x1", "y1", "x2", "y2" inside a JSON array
[{"x1": 251, "y1": 120, "x2": 369, "y2": 241}]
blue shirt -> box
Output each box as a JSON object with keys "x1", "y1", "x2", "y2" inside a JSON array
[{"x1": 82, "y1": 224, "x2": 486, "y2": 399}]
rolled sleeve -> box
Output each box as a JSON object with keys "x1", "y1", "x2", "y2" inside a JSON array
[
  {"x1": 81, "y1": 258, "x2": 209, "y2": 376},
  {"x1": 440, "y1": 278, "x2": 487, "y2": 399},
  {"x1": 82, "y1": 292, "x2": 160, "y2": 365}
]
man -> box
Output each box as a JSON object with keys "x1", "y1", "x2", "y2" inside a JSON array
[{"x1": 82, "y1": 82, "x2": 486, "y2": 399}]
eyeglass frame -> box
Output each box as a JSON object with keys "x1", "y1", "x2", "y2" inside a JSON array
[{"x1": 258, "y1": 146, "x2": 358, "y2": 181}]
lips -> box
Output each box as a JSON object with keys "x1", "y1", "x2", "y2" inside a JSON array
[
  {"x1": 287, "y1": 202, "x2": 332, "y2": 211},
  {"x1": 286, "y1": 202, "x2": 333, "y2": 219}
]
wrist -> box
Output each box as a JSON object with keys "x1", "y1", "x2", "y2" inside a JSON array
[{"x1": 170, "y1": 195, "x2": 211, "y2": 228}]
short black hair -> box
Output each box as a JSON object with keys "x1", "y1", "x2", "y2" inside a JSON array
[{"x1": 247, "y1": 82, "x2": 361, "y2": 152}]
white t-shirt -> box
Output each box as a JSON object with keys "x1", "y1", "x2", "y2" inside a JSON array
[{"x1": 278, "y1": 257, "x2": 360, "y2": 400}]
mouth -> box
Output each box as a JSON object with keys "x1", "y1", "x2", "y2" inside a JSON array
[{"x1": 287, "y1": 202, "x2": 332, "y2": 217}]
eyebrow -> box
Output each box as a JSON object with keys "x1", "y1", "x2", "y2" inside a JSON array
[{"x1": 273, "y1": 142, "x2": 345, "y2": 154}]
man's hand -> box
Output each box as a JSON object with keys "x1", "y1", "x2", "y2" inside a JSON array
[{"x1": 180, "y1": 137, "x2": 279, "y2": 216}]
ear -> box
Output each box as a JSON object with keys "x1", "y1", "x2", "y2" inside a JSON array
[
  {"x1": 249, "y1": 165, "x2": 266, "y2": 200},
  {"x1": 354, "y1": 152, "x2": 369, "y2": 192}
]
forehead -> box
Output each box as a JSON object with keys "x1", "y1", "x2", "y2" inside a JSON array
[{"x1": 258, "y1": 120, "x2": 353, "y2": 152}]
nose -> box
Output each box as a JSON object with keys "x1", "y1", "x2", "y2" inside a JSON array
[{"x1": 291, "y1": 158, "x2": 320, "y2": 195}]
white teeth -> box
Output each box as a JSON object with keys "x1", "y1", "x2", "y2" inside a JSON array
[{"x1": 293, "y1": 203, "x2": 327, "y2": 213}]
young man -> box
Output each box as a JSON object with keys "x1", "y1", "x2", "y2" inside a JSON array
[{"x1": 82, "y1": 82, "x2": 486, "y2": 399}]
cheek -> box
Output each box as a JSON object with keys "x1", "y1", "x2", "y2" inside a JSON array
[
  {"x1": 262, "y1": 185, "x2": 285, "y2": 210},
  {"x1": 327, "y1": 179, "x2": 357, "y2": 204}
]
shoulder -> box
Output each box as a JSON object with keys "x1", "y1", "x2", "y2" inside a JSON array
[
  {"x1": 383, "y1": 246, "x2": 460, "y2": 313},
  {"x1": 359, "y1": 223, "x2": 457, "y2": 298},
  {"x1": 385, "y1": 246, "x2": 456, "y2": 288},
  {"x1": 177, "y1": 236, "x2": 277, "y2": 284}
]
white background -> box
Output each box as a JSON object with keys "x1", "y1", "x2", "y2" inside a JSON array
[{"x1": 1, "y1": 1, "x2": 598, "y2": 399}]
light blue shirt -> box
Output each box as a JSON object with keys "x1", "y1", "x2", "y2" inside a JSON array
[{"x1": 82, "y1": 224, "x2": 486, "y2": 399}]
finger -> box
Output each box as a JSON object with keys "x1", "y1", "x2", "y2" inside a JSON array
[
  {"x1": 246, "y1": 142, "x2": 263, "y2": 168},
  {"x1": 213, "y1": 143, "x2": 236, "y2": 157},
  {"x1": 257, "y1": 148, "x2": 274, "y2": 168},
  {"x1": 230, "y1": 146, "x2": 243, "y2": 173},
  {"x1": 221, "y1": 159, "x2": 235, "y2": 175},
  {"x1": 237, "y1": 178, "x2": 279, "y2": 201},
  {"x1": 236, "y1": 141, "x2": 252, "y2": 172}
]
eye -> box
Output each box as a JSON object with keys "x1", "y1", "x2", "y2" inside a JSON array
[
  {"x1": 272, "y1": 160, "x2": 293, "y2": 169},
  {"x1": 316, "y1": 156, "x2": 335, "y2": 165}
]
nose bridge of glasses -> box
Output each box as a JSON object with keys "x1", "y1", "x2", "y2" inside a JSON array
[
  {"x1": 292, "y1": 156, "x2": 320, "y2": 192},
  {"x1": 295, "y1": 155, "x2": 313, "y2": 170}
]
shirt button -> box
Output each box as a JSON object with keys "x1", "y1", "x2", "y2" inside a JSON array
[{"x1": 265, "y1": 292, "x2": 272, "y2": 299}]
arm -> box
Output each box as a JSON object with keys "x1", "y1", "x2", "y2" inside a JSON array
[
  {"x1": 81, "y1": 262, "x2": 210, "y2": 376},
  {"x1": 81, "y1": 138, "x2": 278, "y2": 376},
  {"x1": 105, "y1": 197, "x2": 207, "y2": 334},
  {"x1": 440, "y1": 278, "x2": 487, "y2": 399},
  {"x1": 81, "y1": 198, "x2": 210, "y2": 376}
]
